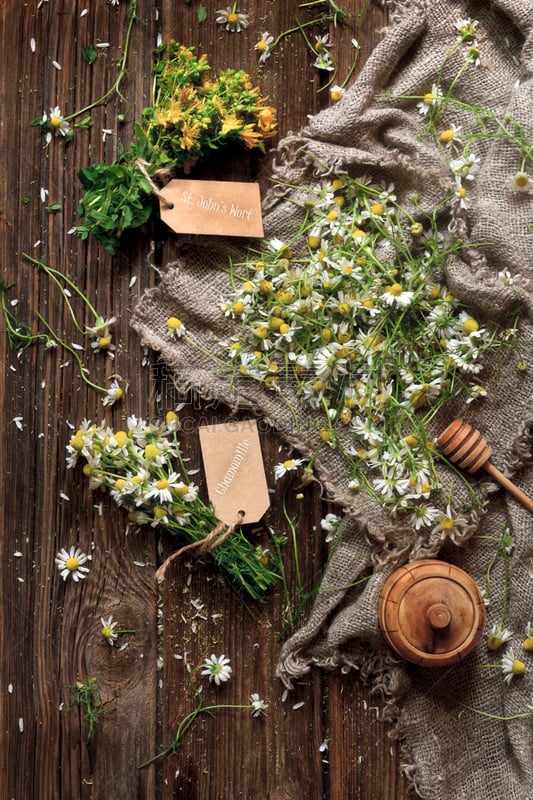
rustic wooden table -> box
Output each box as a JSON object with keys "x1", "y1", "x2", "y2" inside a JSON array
[{"x1": 0, "y1": 1, "x2": 408, "y2": 797}]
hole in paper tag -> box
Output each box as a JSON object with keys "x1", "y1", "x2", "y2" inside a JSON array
[
  {"x1": 159, "y1": 179, "x2": 264, "y2": 238},
  {"x1": 199, "y1": 420, "x2": 270, "y2": 527}
]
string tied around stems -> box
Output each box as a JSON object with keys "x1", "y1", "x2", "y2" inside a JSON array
[
  {"x1": 155, "y1": 511, "x2": 246, "y2": 583},
  {"x1": 135, "y1": 158, "x2": 174, "y2": 210}
]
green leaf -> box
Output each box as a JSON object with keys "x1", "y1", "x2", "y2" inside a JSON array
[
  {"x1": 82, "y1": 45, "x2": 98, "y2": 65},
  {"x1": 197, "y1": 5, "x2": 207, "y2": 22},
  {"x1": 46, "y1": 203, "x2": 62, "y2": 213}
]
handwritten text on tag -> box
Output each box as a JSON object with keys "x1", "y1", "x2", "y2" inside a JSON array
[
  {"x1": 159, "y1": 179, "x2": 264, "y2": 238},
  {"x1": 199, "y1": 420, "x2": 270, "y2": 526}
]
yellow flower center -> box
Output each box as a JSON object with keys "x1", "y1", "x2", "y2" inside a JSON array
[
  {"x1": 232, "y1": 301, "x2": 245, "y2": 315},
  {"x1": 102, "y1": 625, "x2": 113, "y2": 638},
  {"x1": 371, "y1": 202, "x2": 385, "y2": 215},
  {"x1": 385, "y1": 283, "x2": 403, "y2": 296},
  {"x1": 463, "y1": 317, "x2": 479, "y2": 333},
  {"x1": 156, "y1": 479, "x2": 170, "y2": 490},
  {"x1": 256, "y1": 40, "x2": 267, "y2": 51},
  {"x1": 523, "y1": 636, "x2": 533, "y2": 652},
  {"x1": 255, "y1": 325, "x2": 269, "y2": 340},
  {"x1": 511, "y1": 659, "x2": 526, "y2": 675},
  {"x1": 439, "y1": 128, "x2": 456, "y2": 143},
  {"x1": 457, "y1": 186, "x2": 467, "y2": 199},
  {"x1": 50, "y1": 115, "x2": 62, "y2": 128},
  {"x1": 145, "y1": 444, "x2": 160, "y2": 460},
  {"x1": 326, "y1": 209, "x2": 339, "y2": 221},
  {"x1": 404, "y1": 434, "x2": 419, "y2": 448},
  {"x1": 115, "y1": 479, "x2": 127, "y2": 490},
  {"x1": 167, "y1": 316, "x2": 183, "y2": 330},
  {"x1": 423, "y1": 92, "x2": 435, "y2": 105},
  {"x1": 440, "y1": 517, "x2": 455, "y2": 531},
  {"x1": 279, "y1": 323, "x2": 291, "y2": 335},
  {"x1": 308, "y1": 235, "x2": 321, "y2": 249},
  {"x1": 227, "y1": 12, "x2": 239, "y2": 23},
  {"x1": 98, "y1": 336, "x2": 111, "y2": 349},
  {"x1": 174, "y1": 484, "x2": 190, "y2": 498},
  {"x1": 70, "y1": 434, "x2": 85, "y2": 451},
  {"x1": 166, "y1": 410, "x2": 179, "y2": 426},
  {"x1": 515, "y1": 174, "x2": 529, "y2": 188},
  {"x1": 284, "y1": 460, "x2": 296, "y2": 469},
  {"x1": 65, "y1": 557, "x2": 79, "y2": 571},
  {"x1": 114, "y1": 431, "x2": 129, "y2": 448}
]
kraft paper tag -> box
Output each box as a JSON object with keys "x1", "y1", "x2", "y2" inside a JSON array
[
  {"x1": 199, "y1": 420, "x2": 270, "y2": 526},
  {"x1": 159, "y1": 179, "x2": 264, "y2": 238}
]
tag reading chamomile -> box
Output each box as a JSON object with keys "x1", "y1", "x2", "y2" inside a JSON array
[
  {"x1": 159, "y1": 179, "x2": 264, "y2": 238},
  {"x1": 198, "y1": 420, "x2": 270, "y2": 527}
]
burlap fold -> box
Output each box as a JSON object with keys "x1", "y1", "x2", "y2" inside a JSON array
[{"x1": 132, "y1": 1, "x2": 533, "y2": 797}]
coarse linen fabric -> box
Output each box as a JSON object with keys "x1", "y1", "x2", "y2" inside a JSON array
[{"x1": 132, "y1": 1, "x2": 533, "y2": 797}]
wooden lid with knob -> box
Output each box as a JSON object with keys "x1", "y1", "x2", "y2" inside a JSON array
[{"x1": 378, "y1": 559, "x2": 486, "y2": 667}]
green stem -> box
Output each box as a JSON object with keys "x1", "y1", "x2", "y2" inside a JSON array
[
  {"x1": 65, "y1": 0, "x2": 138, "y2": 123},
  {"x1": 35, "y1": 312, "x2": 106, "y2": 394}
]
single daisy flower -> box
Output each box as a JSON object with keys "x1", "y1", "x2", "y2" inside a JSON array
[
  {"x1": 46, "y1": 106, "x2": 70, "y2": 137},
  {"x1": 486, "y1": 624, "x2": 513, "y2": 651},
  {"x1": 501, "y1": 650, "x2": 526, "y2": 684},
  {"x1": 201, "y1": 654, "x2": 232, "y2": 685},
  {"x1": 102, "y1": 380, "x2": 123, "y2": 407},
  {"x1": 100, "y1": 615, "x2": 119, "y2": 646},
  {"x1": 431, "y1": 503, "x2": 469, "y2": 541},
  {"x1": 523, "y1": 622, "x2": 533, "y2": 652},
  {"x1": 416, "y1": 83, "x2": 442, "y2": 116},
  {"x1": 167, "y1": 316, "x2": 186, "y2": 338},
  {"x1": 465, "y1": 384, "x2": 487, "y2": 403},
  {"x1": 215, "y1": 5, "x2": 249, "y2": 33},
  {"x1": 250, "y1": 693, "x2": 268, "y2": 717},
  {"x1": 274, "y1": 458, "x2": 305, "y2": 480},
  {"x1": 439, "y1": 124, "x2": 462, "y2": 147},
  {"x1": 55, "y1": 546, "x2": 90, "y2": 582},
  {"x1": 329, "y1": 85, "x2": 345, "y2": 103},
  {"x1": 454, "y1": 17, "x2": 478, "y2": 43},
  {"x1": 506, "y1": 171, "x2": 532, "y2": 193},
  {"x1": 321, "y1": 513, "x2": 341, "y2": 542},
  {"x1": 255, "y1": 32, "x2": 274, "y2": 64}
]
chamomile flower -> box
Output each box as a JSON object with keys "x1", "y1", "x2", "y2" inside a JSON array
[
  {"x1": 102, "y1": 380, "x2": 123, "y2": 407},
  {"x1": 55, "y1": 546, "x2": 90, "y2": 582},
  {"x1": 431, "y1": 503, "x2": 469, "y2": 542},
  {"x1": 416, "y1": 83, "x2": 442, "y2": 116},
  {"x1": 215, "y1": 5, "x2": 249, "y2": 33},
  {"x1": 201, "y1": 654, "x2": 232, "y2": 685},
  {"x1": 501, "y1": 650, "x2": 526, "y2": 684},
  {"x1": 144, "y1": 472, "x2": 183, "y2": 503},
  {"x1": 250, "y1": 693, "x2": 268, "y2": 717},
  {"x1": 46, "y1": 106, "x2": 70, "y2": 137},
  {"x1": 167, "y1": 316, "x2": 186, "y2": 338},
  {"x1": 449, "y1": 153, "x2": 481, "y2": 181},
  {"x1": 274, "y1": 458, "x2": 305, "y2": 480},
  {"x1": 255, "y1": 32, "x2": 274, "y2": 64},
  {"x1": 381, "y1": 283, "x2": 414, "y2": 307},
  {"x1": 486, "y1": 624, "x2": 513, "y2": 652},
  {"x1": 523, "y1": 622, "x2": 533, "y2": 652},
  {"x1": 320, "y1": 513, "x2": 341, "y2": 542},
  {"x1": 465, "y1": 384, "x2": 487, "y2": 403},
  {"x1": 329, "y1": 85, "x2": 345, "y2": 103},
  {"x1": 506, "y1": 171, "x2": 532, "y2": 193},
  {"x1": 100, "y1": 615, "x2": 119, "y2": 645},
  {"x1": 439, "y1": 124, "x2": 462, "y2": 148},
  {"x1": 454, "y1": 17, "x2": 478, "y2": 43},
  {"x1": 454, "y1": 179, "x2": 469, "y2": 209}
]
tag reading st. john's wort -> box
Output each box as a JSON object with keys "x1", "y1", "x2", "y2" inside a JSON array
[
  {"x1": 198, "y1": 420, "x2": 270, "y2": 527},
  {"x1": 159, "y1": 179, "x2": 264, "y2": 238}
]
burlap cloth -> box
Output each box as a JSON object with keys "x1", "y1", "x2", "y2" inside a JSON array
[{"x1": 132, "y1": 1, "x2": 533, "y2": 797}]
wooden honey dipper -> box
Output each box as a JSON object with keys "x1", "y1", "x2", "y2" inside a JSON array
[{"x1": 437, "y1": 419, "x2": 533, "y2": 514}]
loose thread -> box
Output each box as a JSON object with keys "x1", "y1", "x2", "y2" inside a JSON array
[
  {"x1": 155, "y1": 511, "x2": 246, "y2": 583},
  {"x1": 135, "y1": 159, "x2": 174, "y2": 209}
]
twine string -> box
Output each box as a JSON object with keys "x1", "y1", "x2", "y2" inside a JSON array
[
  {"x1": 155, "y1": 511, "x2": 246, "y2": 583},
  {"x1": 135, "y1": 158, "x2": 174, "y2": 209}
]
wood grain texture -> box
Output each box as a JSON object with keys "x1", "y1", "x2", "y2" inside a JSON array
[{"x1": 0, "y1": 1, "x2": 407, "y2": 797}]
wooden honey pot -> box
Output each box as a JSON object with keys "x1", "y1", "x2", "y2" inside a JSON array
[{"x1": 378, "y1": 559, "x2": 486, "y2": 667}]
